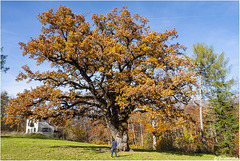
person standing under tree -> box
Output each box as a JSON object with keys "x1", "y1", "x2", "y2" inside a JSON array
[{"x1": 111, "y1": 139, "x2": 117, "y2": 158}]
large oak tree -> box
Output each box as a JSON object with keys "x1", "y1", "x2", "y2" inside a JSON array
[{"x1": 4, "y1": 5, "x2": 196, "y2": 151}]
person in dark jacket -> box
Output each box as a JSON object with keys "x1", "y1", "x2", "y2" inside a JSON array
[{"x1": 111, "y1": 139, "x2": 117, "y2": 158}]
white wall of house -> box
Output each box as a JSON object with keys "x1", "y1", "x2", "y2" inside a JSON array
[{"x1": 26, "y1": 119, "x2": 38, "y2": 133}]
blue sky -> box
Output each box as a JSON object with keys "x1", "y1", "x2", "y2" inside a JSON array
[{"x1": 1, "y1": 1, "x2": 239, "y2": 97}]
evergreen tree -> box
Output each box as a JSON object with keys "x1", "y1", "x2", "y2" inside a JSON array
[
  {"x1": 1, "y1": 91, "x2": 10, "y2": 131},
  {"x1": 208, "y1": 56, "x2": 238, "y2": 155},
  {"x1": 0, "y1": 48, "x2": 10, "y2": 73}
]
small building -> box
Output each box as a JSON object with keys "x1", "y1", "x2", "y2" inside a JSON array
[{"x1": 26, "y1": 119, "x2": 55, "y2": 137}]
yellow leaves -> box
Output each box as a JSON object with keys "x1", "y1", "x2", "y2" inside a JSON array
[
  {"x1": 134, "y1": 13, "x2": 149, "y2": 25},
  {"x1": 16, "y1": 71, "x2": 27, "y2": 82},
  {"x1": 97, "y1": 67, "x2": 104, "y2": 73},
  {"x1": 38, "y1": 5, "x2": 77, "y2": 33},
  {"x1": 38, "y1": 8, "x2": 54, "y2": 26}
]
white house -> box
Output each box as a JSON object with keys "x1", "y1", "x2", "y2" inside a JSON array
[{"x1": 26, "y1": 119, "x2": 55, "y2": 137}]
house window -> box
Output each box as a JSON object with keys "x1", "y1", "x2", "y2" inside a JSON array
[
  {"x1": 28, "y1": 129, "x2": 30, "y2": 133},
  {"x1": 34, "y1": 128, "x2": 36, "y2": 132},
  {"x1": 28, "y1": 122, "x2": 34, "y2": 127},
  {"x1": 42, "y1": 128, "x2": 49, "y2": 132}
]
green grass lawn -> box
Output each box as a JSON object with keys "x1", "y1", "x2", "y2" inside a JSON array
[{"x1": 1, "y1": 134, "x2": 217, "y2": 160}]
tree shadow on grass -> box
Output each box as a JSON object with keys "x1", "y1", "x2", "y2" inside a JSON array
[
  {"x1": 133, "y1": 148, "x2": 204, "y2": 157},
  {"x1": 50, "y1": 145, "x2": 111, "y2": 153},
  {"x1": 1, "y1": 134, "x2": 50, "y2": 140},
  {"x1": 1, "y1": 136, "x2": 11, "y2": 138}
]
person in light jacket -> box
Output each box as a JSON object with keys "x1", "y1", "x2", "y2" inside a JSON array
[{"x1": 111, "y1": 138, "x2": 117, "y2": 158}]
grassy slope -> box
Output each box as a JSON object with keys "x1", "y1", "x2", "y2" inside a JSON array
[{"x1": 1, "y1": 134, "x2": 216, "y2": 160}]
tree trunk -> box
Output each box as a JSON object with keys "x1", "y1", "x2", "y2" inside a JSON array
[
  {"x1": 131, "y1": 123, "x2": 137, "y2": 148},
  {"x1": 106, "y1": 119, "x2": 130, "y2": 151},
  {"x1": 152, "y1": 119, "x2": 157, "y2": 150},
  {"x1": 140, "y1": 122, "x2": 144, "y2": 148},
  {"x1": 199, "y1": 75, "x2": 207, "y2": 149},
  {"x1": 152, "y1": 133, "x2": 157, "y2": 150}
]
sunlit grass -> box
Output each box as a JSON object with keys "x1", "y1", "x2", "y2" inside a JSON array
[{"x1": 1, "y1": 134, "x2": 217, "y2": 160}]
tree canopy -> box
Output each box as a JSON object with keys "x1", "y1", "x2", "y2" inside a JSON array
[{"x1": 4, "y1": 5, "x2": 196, "y2": 151}]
